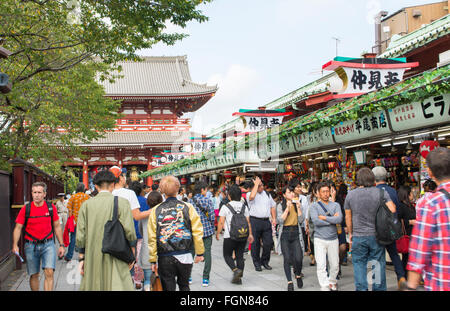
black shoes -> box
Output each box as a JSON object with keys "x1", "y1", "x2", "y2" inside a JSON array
[
  {"x1": 232, "y1": 269, "x2": 243, "y2": 284},
  {"x1": 288, "y1": 282, "x2": 294, "y2": 291},
  {"x1": 263, "y1": 264, "x2": 272, "y2": 270},
  {"x1": 255, "y1": 266, "x2": 262, "y2": 272},
  {"x1": 296, "y1": 276, "x2": 303, "y2": 289}
]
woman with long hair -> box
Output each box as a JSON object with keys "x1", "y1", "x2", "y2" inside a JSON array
[
  {"x1": 396, "y1": 185, "x2": 416, "y2": 275},
  {"x1": 276, "y1": 185, "x2": 305, "y2": 291}
]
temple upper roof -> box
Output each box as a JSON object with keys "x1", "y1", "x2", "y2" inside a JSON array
[{"x1": 101, "y1": 56, "x2": 218, "y2": 98}]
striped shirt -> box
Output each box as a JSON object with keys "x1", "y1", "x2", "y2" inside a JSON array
[{"x1": 407, "y1": 182, "x2": 450, "y2": 291}]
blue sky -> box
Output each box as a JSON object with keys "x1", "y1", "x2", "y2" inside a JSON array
[{"x1": 139, "y1": 0, "x2": 442, "y2": 134}]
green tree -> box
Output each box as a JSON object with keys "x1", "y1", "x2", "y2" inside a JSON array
[{"x1": 0, "y1": 0, "x2": 212, "y2": 172}]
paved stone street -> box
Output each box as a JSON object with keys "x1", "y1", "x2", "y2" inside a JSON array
[{"x1": 4, "y1": 234, "x2": 403, "y2": 291}]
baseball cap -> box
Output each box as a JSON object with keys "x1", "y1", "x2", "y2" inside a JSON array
[{"x1": 109, "y1": 166, "x2": 123, "y2": 178}]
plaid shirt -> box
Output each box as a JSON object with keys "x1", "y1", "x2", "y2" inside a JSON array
[
  {"x1": 407, "y1": 181, "x2": 450, "y2": 291},
  {"x1": 193, "y1": 194, "x2": 215, "y2": 238}
]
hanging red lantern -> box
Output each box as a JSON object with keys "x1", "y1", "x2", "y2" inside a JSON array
[
  {"x1": 180, "y1": 177, "x2": 187, "y2": 185},
  {"x1": 419, "y1": 140, "x2": 440, "y2": 158},
  {"x1": 224, "y1": 171, "x2": 233, "y2": 179}
]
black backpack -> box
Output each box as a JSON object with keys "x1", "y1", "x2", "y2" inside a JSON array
[
  {"x1": 225, "y1": 203, "x2": 249, "y2": 242},
  {"x1": 23, "y1": 201, "x2": 55, "y2": 242},
  {"x1": 375, "y1": 189, "x2": 402, "y2": 245}
]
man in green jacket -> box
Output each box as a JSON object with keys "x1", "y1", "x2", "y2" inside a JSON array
[{"x1": 76, "y1": 170, "x2": 137, "y2": 291}]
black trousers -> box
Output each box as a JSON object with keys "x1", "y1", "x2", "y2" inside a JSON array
[
  {"x1": 158, "y1": 255, "x2": 193, "y2": 291},
  {"x1": 223, "y1": 238, "x2": 246, "y2": 271},
  {"x1": 249, "y1": 217, "x2": 273, "y2": 267},
  {"x1": 280, "y1": 227, "x2": 303, "y2": 282}
]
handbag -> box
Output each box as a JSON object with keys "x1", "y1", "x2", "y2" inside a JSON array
[
  {"x1": 150, "y1": 273, "x2": 163, "y2": 291},
  {"x1": 102, "y1": 196, "x2": 135, "y2": 264},
  {"x1": 396, "y1": 219, "x2": 410, "y2": 254}
]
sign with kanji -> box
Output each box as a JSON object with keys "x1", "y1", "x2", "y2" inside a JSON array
[
  {"x1": 233, "y1": 109, "x2": 292, "y2": 133},
  {"x1": 293, "y1": 128, "x2": 334, "y2": 152},
  {"x1": 244, "y1": 116, "x2": 284, "y2": 132},
  {"x1": 391, "y1": 94, "x2": 450, "y2": 132},
  {"x1": 343, "y1": 68, "x2": 406, "y2": 94},
  {"x1": 333, "y1": 110, "x2": 391, "y2": 144},
  {"x1": 322, "y1": 57, "x2": 418, "y2": 96}
]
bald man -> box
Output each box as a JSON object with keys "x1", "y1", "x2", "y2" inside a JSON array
[{"x1": 148, "y1": 176, "x2": 204, "y2": 291}]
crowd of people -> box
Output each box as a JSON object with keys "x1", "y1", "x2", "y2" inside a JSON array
[{"x1": 11, "y1": 147, "x2": 450, "y2": 291}]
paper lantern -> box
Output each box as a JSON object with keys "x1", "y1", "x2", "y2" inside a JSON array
[
  {"x1": 224, "y1": 171, "x2": 232, "y2": 179},
  {"x1": 180, "y1": 177, "x2": 187, "y2": 185},
  {"x1": 419, "y1": 140, "x2": 440, "y2": 158}
]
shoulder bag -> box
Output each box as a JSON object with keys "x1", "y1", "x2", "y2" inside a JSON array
[{"x1": 102, "y1": 196, "x2": 135, "y2": 264}]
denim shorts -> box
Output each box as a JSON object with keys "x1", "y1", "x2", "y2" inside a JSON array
[{"x1": 24, "y1": 240, "x2": 56, "y2": 276}]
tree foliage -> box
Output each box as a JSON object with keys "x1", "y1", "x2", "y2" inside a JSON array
[{"x1": 0, "y1": 0, "x2": 212, "y2": 173}]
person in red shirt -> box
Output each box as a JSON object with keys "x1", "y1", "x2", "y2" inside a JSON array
[{"x1": 12, "y1": 182, "x2": 65, "y2": 291}]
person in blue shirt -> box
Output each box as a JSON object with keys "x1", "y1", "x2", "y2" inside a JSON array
[{"x1": 372, "y1": 166, "x2": 407, "y2": 290}]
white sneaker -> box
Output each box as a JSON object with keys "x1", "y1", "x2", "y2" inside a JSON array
[
  {"x1": 329, "y1": 283, "x2": 338, "y2": 291},
  {"x1": 144, "y1": 284, "x2": 150, "y2": 291}
]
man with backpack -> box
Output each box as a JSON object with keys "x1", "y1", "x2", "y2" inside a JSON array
[
  {"x1": 344, "y1": 167, "x2": 396, "y2": 291},
  {"x1": 216, "y1": 184, "x2": 254, "y2": 285},
  {"x1": 405, "y1": 147, "x2": 450, "y2": 291},
  {"x1": 190, "y1": 181, "x2": 215, "y2": 287},
  {"x1": 148, "y1": 176, "x2": 204, "y2": 291},
  {"x1": 373, "y1": 166, "x2": 407, "y2": 290},
  {"x1": 247, "y1": 176, "x2": 277, "y2": 271},
  {"x1": 12, "y1": 182, "x2": 65, "y2": 291}
]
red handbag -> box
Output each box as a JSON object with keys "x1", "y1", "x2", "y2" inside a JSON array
[{"x1": 396, "y1": 220, "x2": 410, "y2": 254}]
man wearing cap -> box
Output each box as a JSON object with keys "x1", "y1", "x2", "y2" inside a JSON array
[{"x1": 109, "y1": 166, "x2": 151, "y2": 222}]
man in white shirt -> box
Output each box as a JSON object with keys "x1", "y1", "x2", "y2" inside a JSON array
[
  {"x1": 109, "y1": 166, "x2": 150, "y2": 221},
  {"x1": 246, "y1": 176, "x2": 277, "y2": 272}
]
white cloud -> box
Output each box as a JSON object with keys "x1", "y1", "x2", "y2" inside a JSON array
[{"x1": 189, "y1": 64, "x2": 261, "y2": 135}]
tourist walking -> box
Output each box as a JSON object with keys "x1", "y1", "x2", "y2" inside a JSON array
[
  {"x1": 309, "y1": 182, "x2": 342, "y2": 291},
  {"x1": 138, "y1": 191, "x2": 163, "y2": 291},
  {"x1": 130, "y1": 181, "x2": 151, "y2": 290},
  {"x1": 12, "y1": 182, "x2": 65, "y2": 291},
  {"x1": 191, "y1": 181, "x2": 215, "y2": 287},
  {"x1": 344, "y1": 167, "x2": 396, "y2": 291},
  {"x1": 76, "y1": 170, "x2": 137, "y2": 291},
  {"x1": 305, "y1": 182, "x2": 318, "y2": 266},
  {"x1": 406, "y1": 147, "x2": 450, "y2": 291},
  {"x1": 247, "y1": 176, "x2": 277, "y2": 271},
  {"x1": 216, "y1": 184, "x2": 253, "y2": 285},
  {"x1": 276, "y1": 185, "x2": 305, "y2": 291},
  {"x1": 396, "y1": 185, "x2": 416, "y2": 274},
  {"x1": 335, "y1": 183, "x2": 349, "y2": 277},
  {"x1": 373, "y1": 166, "x2": 407, "y2": 289},
  {"x1": 56, "y1": 193, "x2": 68, "y2": 232},
  {"x1": 65, "y1": 183, "x2": 90, "y2": 262},
  {"x1": 148, "y1": 176, "x2": 205, "y2": 291}
]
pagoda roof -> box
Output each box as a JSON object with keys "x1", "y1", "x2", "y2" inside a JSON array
[
  {"x1": 101, "y1": 56, "x2": 218, "y2": 98},
  {"x1": 77, "y1": 131, "x2": 194, "y2": 147}
]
